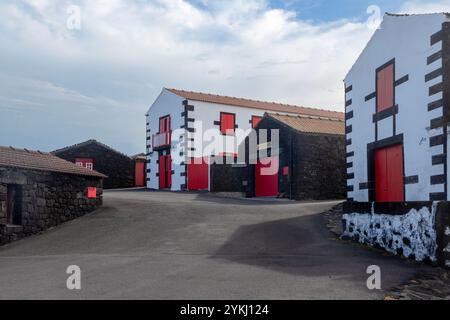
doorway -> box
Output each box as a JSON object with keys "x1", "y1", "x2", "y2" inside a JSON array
[
  {"x1": 375, "y1": 144, "x2": 404, "y2": 202},
  {"x1": 6, "y1": 185, "x2": 22, "y2": 225}
]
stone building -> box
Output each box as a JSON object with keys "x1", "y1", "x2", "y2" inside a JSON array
[
  {"x1": 343, "y1": 13, "x2": 450, "y2": 267},
  {"x1": 146, "y1": 88, "x2": 344, "y2": 192},
  {"x1": 242, "y1": 113, "x2": 346, "y2": 200},
  {"x1": 52, "y1": 140, "x2": 135, "y2": 189},
  {"x1": 0, "y1": 146, "x2": 105, "y2": 244}
]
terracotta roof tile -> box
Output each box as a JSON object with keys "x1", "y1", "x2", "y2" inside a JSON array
[
  {"x1": 0, "y1": 146, "x2": 106, "y2": 178},
  {"x1": 167, "y1": 88, "x2": 344, "y2": 120},
  {"x1": 266, "y1": 113, "x2": 345, "y2": 136}
]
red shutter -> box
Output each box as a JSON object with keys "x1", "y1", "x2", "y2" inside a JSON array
[
  {"x1": 377, "y1": 64, "x2": 394, "y2": 112},
  {"x1": 375, "y1": 144, "x2": 404, "y2": 202},
  {"x1": 252, "y1": 116, "x2": 262, "y2": 129},
  {"x1": 221, "y1": 113, "x2": 235, "y2": 135}
]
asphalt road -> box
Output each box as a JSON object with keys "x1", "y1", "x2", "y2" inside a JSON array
[{"x1": 0, "y1": 190, "x2": 428, "y2": 300}]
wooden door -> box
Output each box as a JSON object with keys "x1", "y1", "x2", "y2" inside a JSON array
[
  {"x1": 255, "y1": 156, "x2": 279, "y2": 197},
  {"x1": 375, "y1": 144, "x2": 404, "y2": 202}
]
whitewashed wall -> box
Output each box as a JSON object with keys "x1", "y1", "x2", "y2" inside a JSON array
[
  {"x1": 146, "y1": 90, "x2": 185, "y2": 191},
  {"x1": 146, "y1": 88, "x2": 314, "y2": 191},
  {"x1": 345, "y1": 13, "x2": 449, "y2": 202}
]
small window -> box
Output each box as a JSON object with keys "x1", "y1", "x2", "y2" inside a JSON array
[
  {"x1": 220, "y1": 113, "x2": 236, "y2": 135},
  {"x1": 377, "y1": 62, "x2": 394, "y2": 112},
  {"x1": 85, "y1": 163, "x2": 93, "y2": 171},
  {"x1": 75, "y1": 162, "x2": 83, "y2": 167},
  {"x1": 251, "y1": 116, "x2": 262, "y2": 129}
]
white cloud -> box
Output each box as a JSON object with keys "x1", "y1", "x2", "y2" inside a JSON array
[
  {"x1": 1, "y1": 0, "x2": 449, "y2": 154},
  {"x1": 400, "y1": 0, "x2": 450, "y2": 14}
]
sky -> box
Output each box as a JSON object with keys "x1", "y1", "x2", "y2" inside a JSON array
[{"x1": 1, "y1": 0, "x2": 450, "y2": 155}]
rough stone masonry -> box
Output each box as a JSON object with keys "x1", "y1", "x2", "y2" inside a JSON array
[{"x1": 0, "y1": 167, "x2": 103, "y2": 245}]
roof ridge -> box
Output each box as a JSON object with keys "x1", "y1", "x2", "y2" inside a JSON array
[
  {"x1": 52, "y1": 139, "x2": 131, "y2": 158},
  {"x1": 268, "y1": 112, "x2": 344, "y2": 122},
  {"x1": 0, "y1": 145, "x2": 106, "y2": 178},
  {"x1": 166, "y1": 88, "x2": 344, "y2": 118}
]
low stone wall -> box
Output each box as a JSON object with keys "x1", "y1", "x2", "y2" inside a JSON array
[
  {"x1": 342, "y1": 201, "x2": 450, "y2": 268},
  {"x1": 0, "y1": 167, "x2": 103, "y2": 245}
]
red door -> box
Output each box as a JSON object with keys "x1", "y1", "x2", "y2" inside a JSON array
[
  {"x1": 135, "y1": 161, "x2": 145, "y2": 187},
  {"x1": 375, "y1": 144, "x2": 404, "y2": 202},
  {"x1": 187, "y1": 157, "x2": 209, "y2": 191},
  {"x1": 159, "y1": 155, "x2": 166, "y2": 189},
  {"x1": 159, "y1": 155, "x2": 172, "y2": 189},
  {"x1": 255, "y1": 156, "x2": 279, "y2": 197}
]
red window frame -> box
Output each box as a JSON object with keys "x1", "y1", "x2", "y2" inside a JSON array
[
  {"x1": 75, "y1": 158, "x2": 94, "y2": 171},
  {"x1": 220, "y1": 112, "x2": 236, "y2": 135},
  {"x1": 251, "y1": 116, "x2": 262, "y2": 129},
  {"x1": 376, "y1": 62, "x2": 395, "y2": 112},
  {"x1": 159, "y1": 115, "x2": 171, "y2": 134}
]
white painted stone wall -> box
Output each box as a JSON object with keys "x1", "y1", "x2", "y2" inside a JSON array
[
  {"x1": 146, "y1": 88, "x2": 315, "y2": 191},
  {"x1": 345, "y1": 13, "x2": 449, "y2": 201},
  {"x1": 342, "y1": 204, "x2": 438, "y2": 262}
]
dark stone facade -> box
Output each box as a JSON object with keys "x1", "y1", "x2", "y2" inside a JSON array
[
  {"x1": 53, "y1": 140, "x2": 134, "y2": 189},
  {"x1": 210, "y1": 156, "x2": 248, "y2": 193},
  {"x1": 0, "y1": 167, "x2": 103, "y2": 245},
  {"x1": 243, "y1": 117, "x2": 346, "y2": 200}
]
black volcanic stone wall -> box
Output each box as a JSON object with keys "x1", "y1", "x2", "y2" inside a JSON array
[
  {"x1": 292, "y1": 133, "x2": 346, "y2": 200},
  {"x1": 210, "y1": 157, "x2": 248, "y2": 193},
  {"x1": 0, "y1": 167, "x2": 103, "y2": 245},
  {"x1": 54, "y1": 143, "x2": 134, "y2": 189}
]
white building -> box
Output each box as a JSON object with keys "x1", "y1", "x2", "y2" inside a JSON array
[
  {"x1": 146, "y1": 88, "x2": 343, "y2": 192},
  {"x1": 343, "y1": 13, "x2": 450, "y2": 267}
]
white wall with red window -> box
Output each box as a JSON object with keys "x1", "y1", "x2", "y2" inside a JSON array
[
  {"x1": 344, "y1": 13, "x2": 449, "y2": 203},
  {"x1": 146, "y1": 89, "x2": 289, "y2": 192}
]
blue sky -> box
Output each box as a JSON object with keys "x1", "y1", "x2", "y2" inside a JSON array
[{"x1": 1, "y1": 0, "x2": 449, "y2": 155}]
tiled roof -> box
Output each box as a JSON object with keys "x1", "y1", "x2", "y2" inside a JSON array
[
  {"x1": 167, "y1": 88, "x2": 344, "y2": 120},
  {"x1": 0, "y1": 146, "x2": 106, "y2": 178},
  {"x1": 266, "y1": 113, "x2": 345, "y2": 136}
]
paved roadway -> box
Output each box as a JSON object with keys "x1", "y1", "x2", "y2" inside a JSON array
[{"x1": 0, "y1": 190, "x2": 427, "y2": 299}]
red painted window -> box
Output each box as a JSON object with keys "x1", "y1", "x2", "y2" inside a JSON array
[
  {"x1": 375, "y1": 144, "x2": 404, "y2": 202},
  {"x1": 220, "y1": 113, "x2": 236, "y2": 135},
  {"x1": 159, "y1": 116, "x2": 171, "y2": 133},
  {"x1": 187, "y1": 157, "x2": 209, "y2": 191},
  {"x1": 377, "y1": 63, "x2": 394, "y2": 112},
  {"x1": 251, "y1": 116, "x2": 262, "y2": 129},
  {"x1": 255, "y1": 157, "x2": 279, "y2": 197},
  {"x1": 88, "y1": 187, "x2": 97, "y2": 199},
  {"x1": 76, "y1": 158, "x2": 94, "y2": 171}
]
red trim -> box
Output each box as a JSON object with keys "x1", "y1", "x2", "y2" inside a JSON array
[{"x1": 159, "y1": 155, "x2": 166, "y2": 189}]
